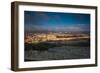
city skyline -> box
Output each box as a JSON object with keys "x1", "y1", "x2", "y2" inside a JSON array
[{"x1": 24, "y1": 11, "x2": 90, "y2": 33}]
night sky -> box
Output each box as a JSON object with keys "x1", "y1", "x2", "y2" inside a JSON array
[{"x1": 24, "y1": 11, "x2": 90, "y2": 33}]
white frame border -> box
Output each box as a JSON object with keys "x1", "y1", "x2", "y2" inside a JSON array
[{"x1": 18, "y1": 5, "x2": 96, "y2": 68}]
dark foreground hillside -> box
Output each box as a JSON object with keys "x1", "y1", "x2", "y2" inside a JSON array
[{"x1": 24, "y1": 38, "x2": 90, "y2": 61}]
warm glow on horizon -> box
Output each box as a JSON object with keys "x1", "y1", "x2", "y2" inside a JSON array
[{"x1": 25, "y1": 33, "x2": 89, "y2": 44}]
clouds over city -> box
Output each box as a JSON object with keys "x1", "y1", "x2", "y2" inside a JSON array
[{"x1": 24, "y1": 11, "x2": 90, "y2": 33}]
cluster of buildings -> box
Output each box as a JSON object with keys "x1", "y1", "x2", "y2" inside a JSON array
[{"x1": 25, "y1": 32, "x2": 89, "y2": 43}]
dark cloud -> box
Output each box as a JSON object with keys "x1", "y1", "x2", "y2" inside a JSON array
[{"x1": 24, "y1": 11, "x2": 90, "y2": 33}]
